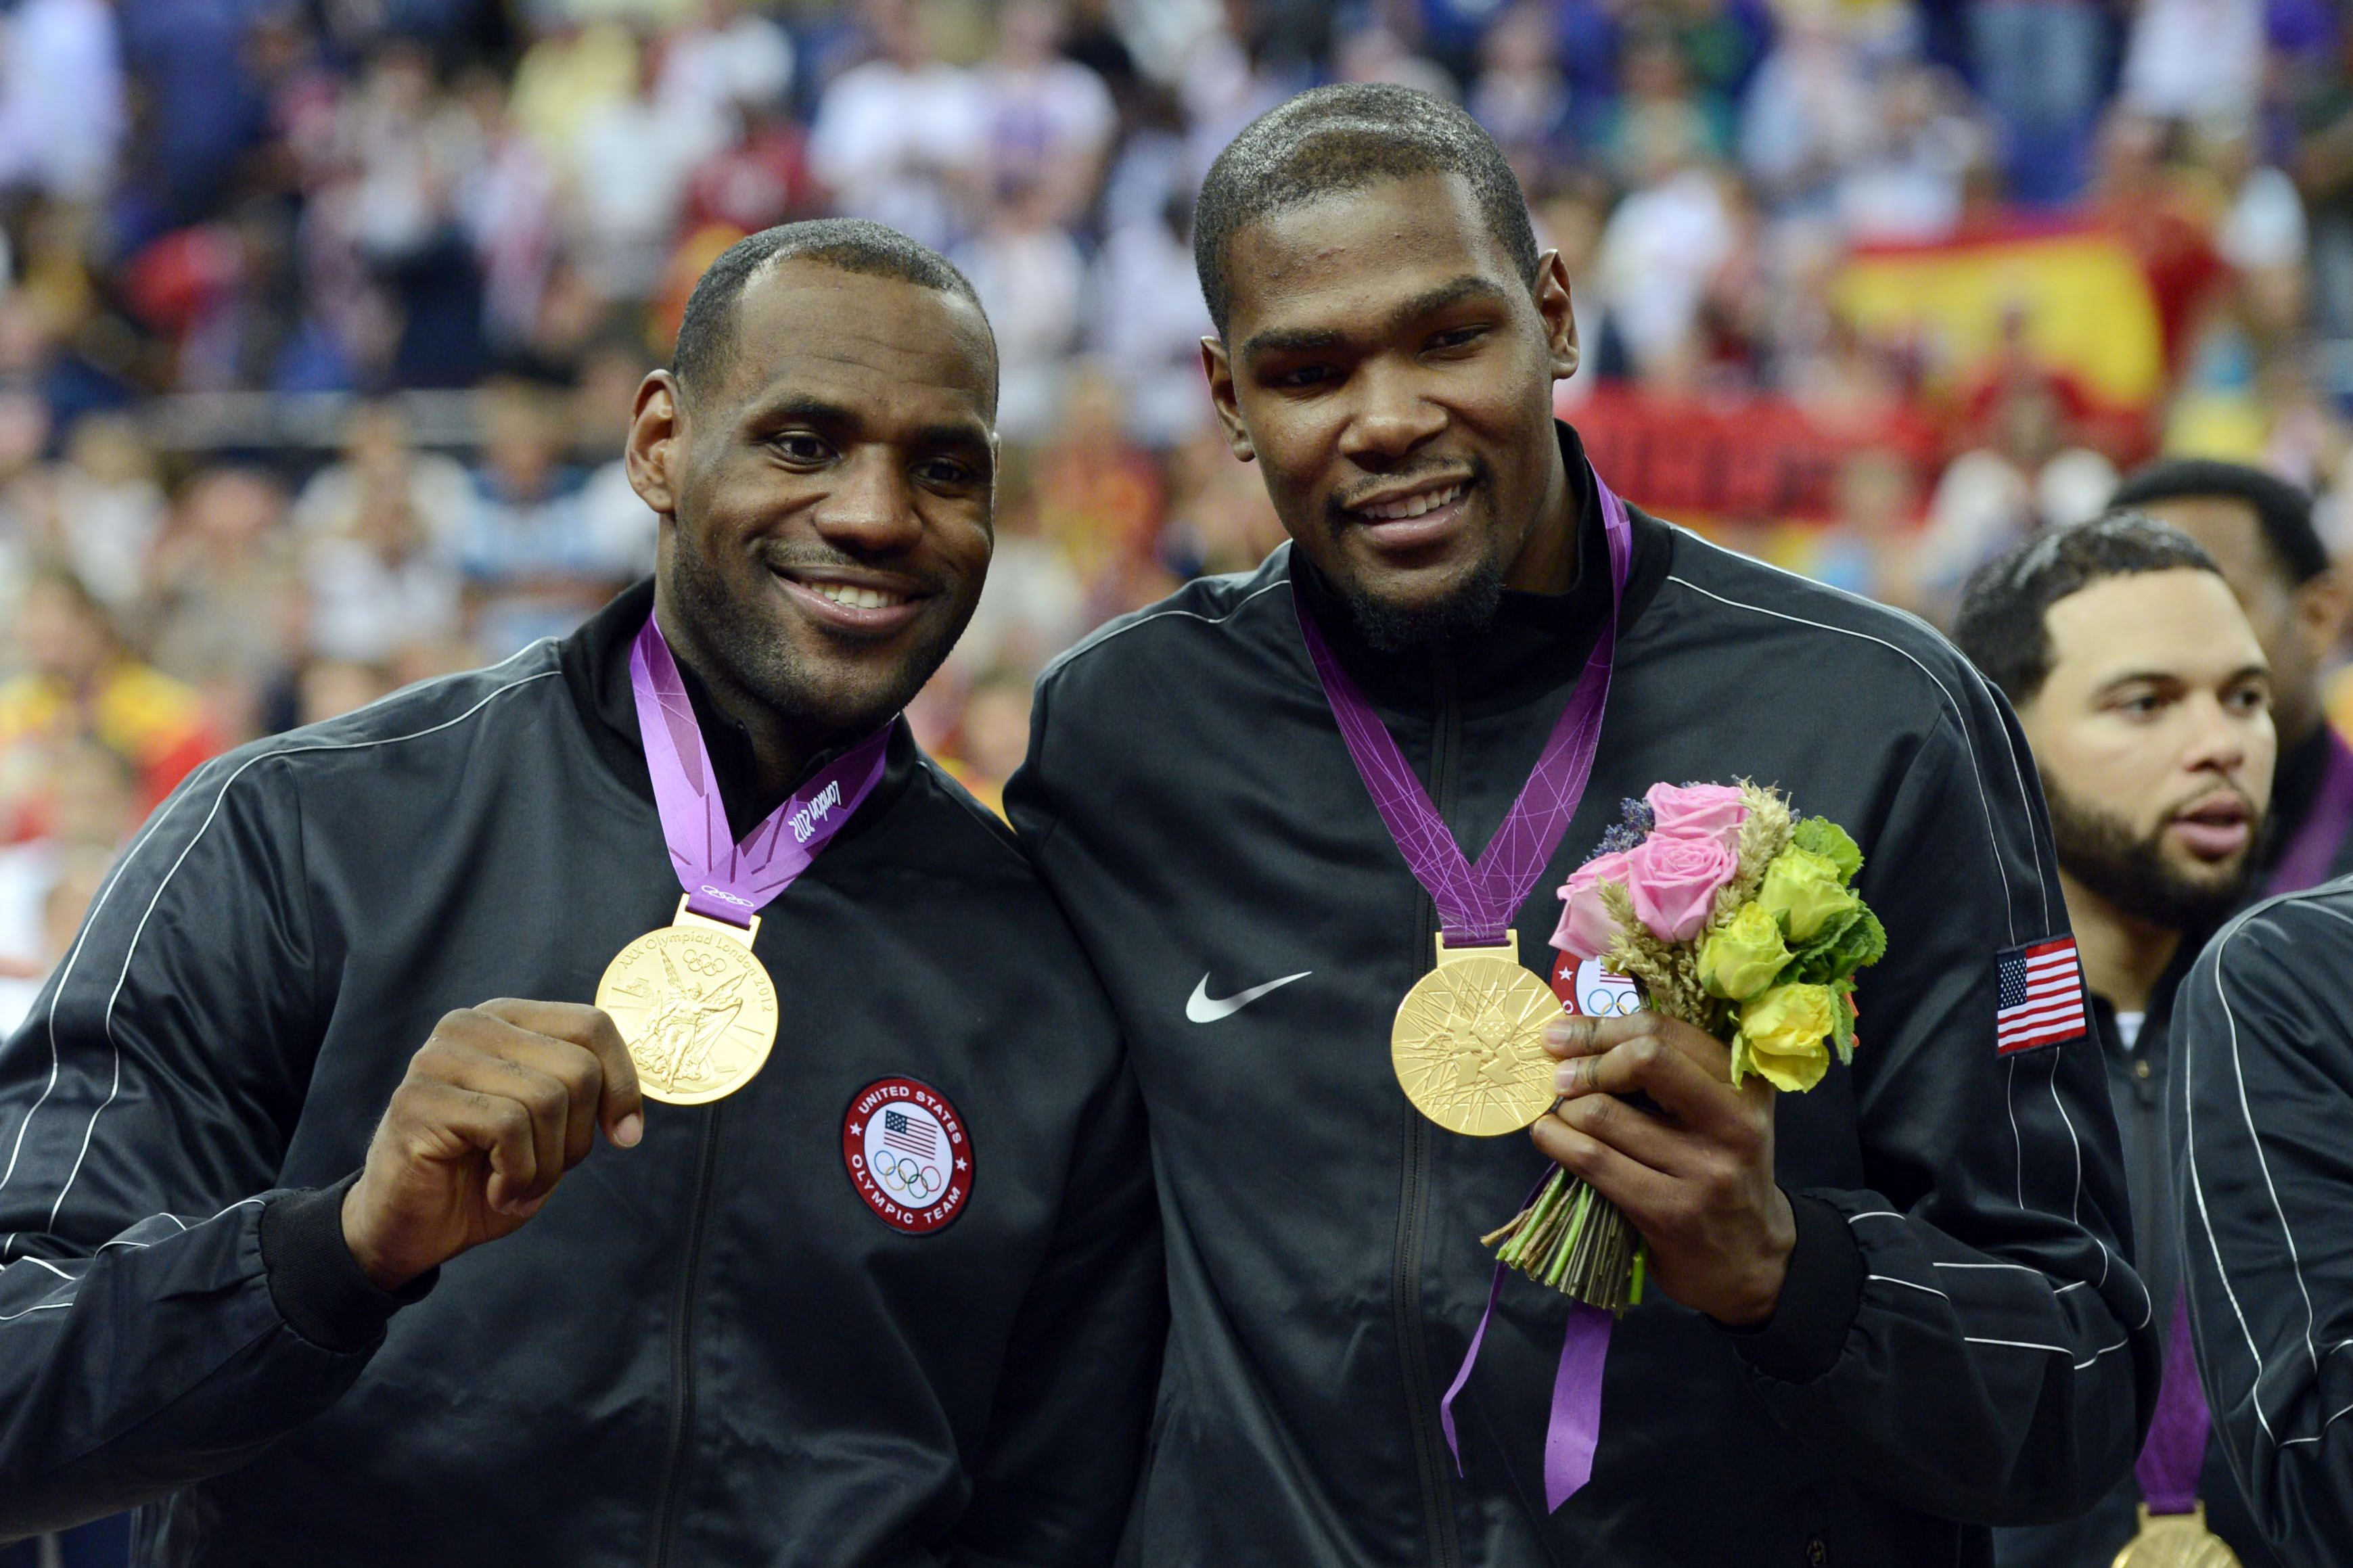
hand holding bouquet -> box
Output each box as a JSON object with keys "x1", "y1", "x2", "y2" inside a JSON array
[{"x1": 1486, "y1": 781, "x2": 1885, "y2": 1308}]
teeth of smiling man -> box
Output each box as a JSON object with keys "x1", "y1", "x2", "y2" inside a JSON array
[
  {"x1": 1358, "y1": 482, "x2": 1465, "y2": 522},
  {"x1": 810, "y1": 582, "x2": 909, "y2": 611}
]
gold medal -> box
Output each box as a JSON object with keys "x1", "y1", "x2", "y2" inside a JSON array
[
  {"x1": 2111, "y1": 1504, "x2": 2243, "y2": 1568},
  {"x1": 1392, "y1": 932, "x2": 1563, "y2": 1136},
  {"x1": 595, "y1": 897, "x2": 781, "y2": 1105}
]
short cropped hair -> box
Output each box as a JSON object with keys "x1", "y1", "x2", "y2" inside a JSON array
[
  {"x1": 1192, "y1": 83, "x2": 1540, "y2": 338},
  {"x1": 671, "y1": 218, "x2": 994, "y2": 398},
  {"x1": 1954, "y1": 513, "x2": 2223, "y2": 706},
  {"x1": 2108, "y1": 457, "x2": 2327, "y2": 586}
]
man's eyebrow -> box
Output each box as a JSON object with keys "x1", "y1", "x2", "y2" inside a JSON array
[
  {"x1": 745, "y1": 398, "x2": 990, "y2": 453},
  {"x1": 2091, "y1": 662, "x2": 2272, "y2": 695},
  {"x1": 1240, "y1": 274, "x2": 1513, "y2": 361},
  {"x1": 2092, "y1": 670, "x2": 2187, "y2": 696},
  {"x1": 1242, "y1": 324, "x2": 1344, "y2": 360},
  {"x1": 751, "y1": 394, "x2": 857, "y2": 427},
  {"x1": 910, "y1": 420, "x2": 994, "y2": 454},
  {"x1": 1384, "y1": 274, "x2": 1511, "y2": 333}
]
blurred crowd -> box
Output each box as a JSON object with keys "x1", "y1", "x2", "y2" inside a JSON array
[{"x1": 3, "y1": 0, "x2": 2353, "y2": 1038}]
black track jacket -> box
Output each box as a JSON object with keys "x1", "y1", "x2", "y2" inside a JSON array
[
  {"x1": 0, "y1": 580, "x2": 1163, "y2": 1567},
  {"x1": 2172, "y1": 879, "x2": 2353, "y2": 1560},
  {"x1": 1006, "y1": 427, "x2": 2155, "y2": 1567}
]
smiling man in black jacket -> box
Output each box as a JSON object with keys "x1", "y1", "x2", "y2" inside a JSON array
[
  {"x1": 0, "y1": 221, "x2": 1161, "y2": 1566},
  {"x1": 1006, "y1": 85, "x2": 2153, "y2": 1565}
]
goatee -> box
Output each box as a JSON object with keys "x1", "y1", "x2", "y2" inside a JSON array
[{"x1": 1342, "y1": 553, "x2": 1508, "y2": 654}]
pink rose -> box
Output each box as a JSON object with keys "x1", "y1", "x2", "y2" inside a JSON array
[
  {"x1": 1551, "y1": 849, "x2": 1635, "y2": 961},
  {"x1": 1622, "y1": 833, "x2": 1739, "y2": 944},
  {"x1": 1645, "y1": 781, "x2": 1748, "y2": 852}
]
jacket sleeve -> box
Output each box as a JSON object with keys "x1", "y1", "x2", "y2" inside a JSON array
[
  {"x1": 1722, "y1": 676, "x2": 2158, "y2": 1525},
  {"x1": 2171, "y1": 897, "x2": 2353, "y2": 1557},
  {"x1": 0, "y1": 753, "x2": 415, "y2": 1540},
  {"x1": 951, "y1": 1051, "x2": 1165, "y2": 1568}
]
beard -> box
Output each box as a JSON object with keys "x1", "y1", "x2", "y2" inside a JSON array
[
  {"x1": 1340, "y1": 551, "x2": 1509, "y2": 653},
  {"x1": 2044, "y1": 777, "x2": 2264, "y2": 933},
  {"x1": 1323, "y1": 453, "x2": 1512, "y2": 654},
  {"x1": 666, "y1": 524, "x2": 967, "y2": 742}
]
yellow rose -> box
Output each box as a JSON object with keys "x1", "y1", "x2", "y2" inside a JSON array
[
  {"x1": 1757, "y1": 848, "x2": 1860, "y2": 942},
  {"x1": 1733, "y1": 983, "x2": 1839, "y2": 1092},
  {"x1": 1698, "y1": 902, "x2": 1791, "y2": 1000}
]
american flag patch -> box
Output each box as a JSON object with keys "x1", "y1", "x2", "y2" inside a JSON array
[
  {"x1": 1996, "y1": 938, "x2": 2087, "y2": 1054},
  {"x1": 882, "y1": 1109, "x2": 936, "y2": 1158}
]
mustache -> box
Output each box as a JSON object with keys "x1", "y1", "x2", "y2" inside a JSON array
[
  {"x1": 757, "y1": 545, "x2": 944, "y2": 596},
  {"x1": 1324, "y1": 455, "x2": 1490, "y2": 526},
  {"x1": 2164, "y1": 783, "x2": 2262, "y2": 825}
]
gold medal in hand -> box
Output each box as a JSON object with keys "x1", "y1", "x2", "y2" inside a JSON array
[
  {"x1": 597, "y1": 898, "x2": 781, "y2": 1105},
  {"x1": 1392, "y1": 931, "x2": 1564, "y2": 1135}
]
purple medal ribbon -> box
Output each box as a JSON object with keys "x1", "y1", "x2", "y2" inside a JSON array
[
  {"x1": 2265, "y1": 728, "x2": 2353, "y2": 897},
  {"x1": 1292, "y1": 469, "x2": 1632, "y2": 1511},
  {"x1": 1293, "y1": 476, "x2": 1630, "y2": 946},
  {"x1": 2134, "y1": 1293, "x2": 2210, "y2": 1517},
  {"x1": 629, "y1": 614, "x2": 892, "y2": 925}
]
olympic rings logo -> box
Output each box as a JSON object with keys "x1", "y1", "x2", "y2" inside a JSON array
[
  {"x1": 1583, "y1": 984, "x2": 1643, "y2": 1017},
  {"x1": 876, "y1": 1154, "x2": 943, "y2": 1200}
]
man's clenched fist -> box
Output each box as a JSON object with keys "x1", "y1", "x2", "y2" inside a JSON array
[{"x1": 342, "y1": 1000, "x2": 643, "y2": 1290}]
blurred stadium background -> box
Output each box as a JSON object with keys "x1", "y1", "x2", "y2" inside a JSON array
[{"x1": 2, "y1": 0, "x2": 2351, "y2": 1084}]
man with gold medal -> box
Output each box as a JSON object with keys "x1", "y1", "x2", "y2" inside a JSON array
[
  {"x1": 1007, "y1": 86, "x2": 2158, "y2": 1564},
  {"x1": 0, "y1": 221, "x2": 1162, "y2": 1565}
]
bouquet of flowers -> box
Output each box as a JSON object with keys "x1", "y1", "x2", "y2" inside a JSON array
[{"x1": 1484, "y1": 781, "x2": 1885, "y2": 1308}]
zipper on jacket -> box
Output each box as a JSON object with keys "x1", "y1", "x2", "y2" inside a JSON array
[
  {"x1": 1394, "y1": 656, "x2": 1464, "y2": 1568},
  {"x1": 649, "y1": 1102, "x2": 727, "y2": 1568}
]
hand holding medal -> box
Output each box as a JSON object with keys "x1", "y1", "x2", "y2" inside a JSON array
[{"x1": 596, "y1": 614, "x2": 892, "y2": 1105}]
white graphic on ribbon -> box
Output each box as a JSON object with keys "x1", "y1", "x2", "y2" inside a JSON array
[
  {"x1": 790, "y1": 780, "x2": 844, "y2": 844},
  {"x1": 1187, "y1": 971, "x2": 1312, "y2": 1023}
]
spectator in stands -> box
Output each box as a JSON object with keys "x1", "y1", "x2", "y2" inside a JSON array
[
  {"x1": 973, "y1": 0, "x2": 1117, "y2": 231},
  {"x1": 1089, "y1": 189, "x2": 1213, "y2": 448},
  {"x1": 958, "y1": 181, "x2": 1084, "y2": 442},
  {"x1": 293, "y1": 399, "x2": 473, "y2": 547},
  {"x1": 808, "y1": 0, "x2": 982, "y2": 250},
  {"x1": 1969, "y1": 0, "x2": 2109, "y2": 203},
  {"x1": 2110, "y1": 459, "x2": 2353, "y2": 892},
  {"x1": 0, "y1": 735, "x2": 139, "y2": 1036},
  {"x1": 656, "y1": 0, "x2": 797, "y2": 133},
  {"x1": 1957, "y1": 514, "x2": 2279, "y2": 1568},
  {"x1": 145, "y1": 467, "x2": 303, "y2": 743},
  {"x1": 0, "y1": 0, "x2": 124, "y2": 203},
  {"x1": 302, "y1": 478, "x2": 463, "y2": 670},
  {"x1": 0, "y1": 567, "x2": 214, "y2": 841},
  {"x1": 570, "y1": 43, "x2": 727, "y2": 306},
  {"x1": 51, "y1": 415, "x2": 164, "y2": 612},
  {"x1": 451, "y1": 376, "x2": 634, "y2": 655},
  {"x1": 1468, "y1": 3, "x2": 1572, "y2": 191}
]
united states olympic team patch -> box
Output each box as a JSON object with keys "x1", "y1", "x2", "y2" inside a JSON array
[{"x1": 842, "y1": 1077, "x2": 973, "y2": 1234}]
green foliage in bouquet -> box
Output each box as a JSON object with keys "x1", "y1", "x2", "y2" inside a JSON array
[{"x1": 1486, "y1": 783, "x2": 1886, "y2": 1308}]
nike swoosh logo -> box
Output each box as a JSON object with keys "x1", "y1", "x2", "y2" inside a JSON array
[{"x1": 1187, "y1": 971, "x2": 1312, "y2": 1023}]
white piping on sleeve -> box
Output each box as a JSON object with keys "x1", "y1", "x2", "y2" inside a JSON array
[
  {"x1": 1, "y1": 661, "x2": 559, "y2": 1255},
  {"x1": 1040, "y1": 578, "x2": 1290, "y2": 680},
  {"x1": 1664, "y1": 558, "x2": 2025, "y2": 945}
]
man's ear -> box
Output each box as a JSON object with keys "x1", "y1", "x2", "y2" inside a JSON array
[
  {"x1": 626, "y1": 371, "x2": 685, "y2": 517},
  {"x1": 1533, "y1": 250, "x2": 1579, "y2": 382},
  {"x1": 2293, "y1": 566, "x2": 2351, "y2": 662},
  {"x1": 1201, "y1": 336, "x2": 1255, "y2": 464}
]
